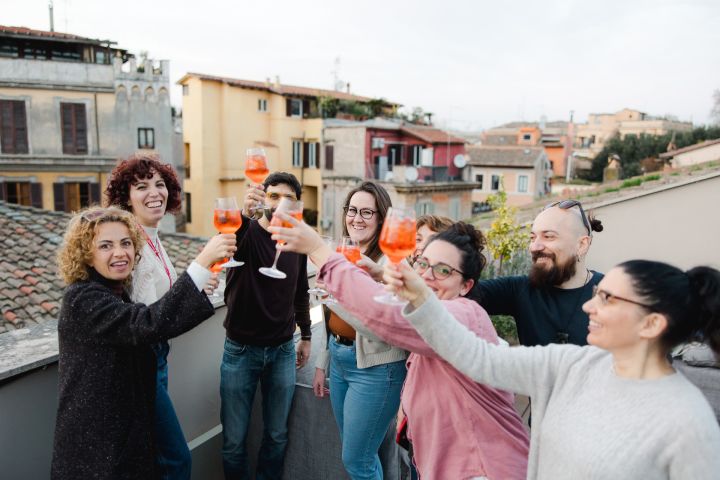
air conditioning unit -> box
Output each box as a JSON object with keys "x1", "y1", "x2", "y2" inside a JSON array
[{"x1": 371, "y1": 137, "x2": 385, "y2": 150}]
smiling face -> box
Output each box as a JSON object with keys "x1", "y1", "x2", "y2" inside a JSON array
[
  {"x1": 345, "y1": 191, "x2": 379, "y2": 250},
  {"x1": 528, "y1": 207, "x2": 587, "y2": 287},
  {"x1": 89, "y1": 222, "x2": 135, "y2": 281},
  {"x1": 417, "y1": 239, "x2": 474, "y2": 300},
  {"x1": 128, "y1": 171, "x2": 168, "y2": 228},
  {"x1": 582, "y1": 267, "x2": 652, "y2": 352}
]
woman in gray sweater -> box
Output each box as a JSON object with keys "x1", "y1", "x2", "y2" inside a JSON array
[{"x1": 383, "y1": 259, "x2": 720, "y2": 479}]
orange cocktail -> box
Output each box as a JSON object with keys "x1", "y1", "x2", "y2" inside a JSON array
[
  {"x1": 337, "y1": 244, "x2": 362, "y2": 264},
  {"x1": 379, "y1": 217, "x2": 416, "y2": 263},
  {"x1": 245, "y1": 155, "x2": 270, "y2": 184},
  {"x1": 213, "y1": 206, "x2": 242, "y2": 268}
]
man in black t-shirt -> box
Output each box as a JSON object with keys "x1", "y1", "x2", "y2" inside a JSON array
[
  {"x1": 469, "y1": 200, "x2": 604, "y2": 346},
  {"x1": 220, "y1": 172, "x2": 311, "y2": 479}
]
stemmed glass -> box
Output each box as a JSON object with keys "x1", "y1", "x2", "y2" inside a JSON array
[
  {"x1": 373, "y1": 207, "x2": 417, "y2": 305},
  {"x1": 259, "y1": 197, "x2": 304, "y2": 279},
  {"x1": 308, "y1": 236, "x2": 337, "y2": 305},
  {"x1": 207, "y1": 262, "x2": 225, "y2": 300},
  {"x1": 245, "y1": 147, "x2": 270, "y2": 213},
  {"x1": 337, "y1": 236, "x2": 361, "y2": 265},
  {"x1": 214, "y1": 197, "x2": 244, "y2": 268}
]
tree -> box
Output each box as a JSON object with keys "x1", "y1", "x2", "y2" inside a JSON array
[
  {"x1": 712, "y1": 89, "x2": 720, "y2": 125},
  {"x1": 483, "y1": 186, "x2": 530, "y2": 276}
]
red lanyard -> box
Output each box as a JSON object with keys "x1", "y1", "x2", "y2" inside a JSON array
[{"x1": 141, "y1": 227, "x2": 173, "y2": 287}]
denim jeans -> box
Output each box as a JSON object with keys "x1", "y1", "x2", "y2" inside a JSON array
[
  {"x1": 328, "y1": 337, "x2": 406, "y2": 480},
  {"x1": 220, "y1": 337, "x2": 296, "y2": 480},
  {"x1": 153, "y1": 341, "x2": 192, "y2": 480}
]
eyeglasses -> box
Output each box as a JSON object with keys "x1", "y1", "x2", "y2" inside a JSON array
[
  {"x1": 592, "y1": 286, "x2": 654, "y2": 310},
  {"x1": 413, "y1": 256, "x2": 464, "y2": 280},
  {"x1": 344, "y1": 206, "x2": 377, "y2": 220},
  {"x1": 544, "y1": 200, "x2": 591, "y2": 235}
]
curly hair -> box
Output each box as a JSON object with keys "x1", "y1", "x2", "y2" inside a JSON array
[
  {"x1": 417, "y1": 214, "x2": 454, "y2": 234},
  {"x1": 57, "y1": 206, "x2": 144, "y2": 285},
  {"x1": 105, "y1": 153, "x2": 182, "y2": 214},
  {"x1": 428, "y1": 222, "x2": 488, "y2": 282}
]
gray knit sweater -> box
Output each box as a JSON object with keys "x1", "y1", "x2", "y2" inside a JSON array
[{"x1": 404, "y1": 295, "x2": 720, "y2": 480}]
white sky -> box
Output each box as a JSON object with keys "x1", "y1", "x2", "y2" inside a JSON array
[{"x1": 4, "y1": 0, "x2": 719, "y2": 130}]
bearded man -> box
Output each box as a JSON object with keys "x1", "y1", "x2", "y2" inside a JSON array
[{"x1": 468, "y1": 200, "x2": 604, "y2": 346}]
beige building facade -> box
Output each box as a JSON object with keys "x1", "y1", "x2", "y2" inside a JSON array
[{"x1": 659, "y1": 139, "x2": 720, "y2": 168}]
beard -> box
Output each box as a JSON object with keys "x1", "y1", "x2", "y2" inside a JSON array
[{"x1": 528, "y1": 251, "x2": 577, "y2": 288}]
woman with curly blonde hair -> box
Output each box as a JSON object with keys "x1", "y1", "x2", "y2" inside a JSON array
[{"x1": 51, "y1": 206, "x2": 236, "y2": 479}]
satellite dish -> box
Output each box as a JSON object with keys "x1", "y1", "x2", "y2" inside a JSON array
[
  {"x1": 453, "y1": 154, "x2": 467, "y2": 168},
  {"x1": 404, "y1": 167, "x2": 419, "y2": 182}
]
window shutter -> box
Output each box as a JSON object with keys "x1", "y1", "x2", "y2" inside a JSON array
[
  {"x1": 61, "y1": 103, "x2": 73, "y2": 153},
  {"x1": 74, "y1": 104, "x2": 88, "y2": 154},
  {"x1": 30, "y1": 183, "x2": 43, "y2": 208},
  {"x1": 302, "y1": 100, "x2": 309, "y2": 118},
  {"x1": 0, "y1": 182, "x2": 6, "y2": 201},
  {"x1": 0, "y1": 100, "x2": 11, "y2": 153},
  {"x1": 302, "y1": 142, "x2": 309, "y2": 168},
  {"x1": 315, "y1": 142, "x2": 320, "y2": 168},
  {"x1": 89, "y1": 182, "x2": 101, "y2": 205},
  {"x1": 14, "y1": 101, "x2": 28, "y2": 153},
  {"x1": 325, "y1": 145, "x2": 334, "y2": 170},
  {"x1": 286, "y1": 98, "x2": 292, "y2": 117},
  {"x1": 53, "y1": 182, "x2": 66, "y2": 212}
]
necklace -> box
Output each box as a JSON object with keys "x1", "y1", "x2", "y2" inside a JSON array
[
  {"x1": 555, "y1": 269, "x2": 592, "y2": 344},
  {"x1": 140, "y1": 226, "x2": 173, "y2": 287}
]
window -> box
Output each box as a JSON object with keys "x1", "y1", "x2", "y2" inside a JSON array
[
  {"x1": 0, "y1": 100, "x2": 29, "y2": 154},
  {"x1": 518, "y1": 175, "x2": 529, "y2": 193},
  {"x1": 475, "y1": 174, "x2": 484, "y2": 189},
  {"x1": 292, "y1": 140, "x2": 302, "y2": 167},
  {"x1": 449, "y1": 197, "x2": 461, "y2": 220},
  {"x1": 288, "y1": 99, "x2": 302, "y2": 117},
  {"x1": 491, "y1": 174, "x2": 501, "y2": 191},
  {"x1": 522, "y1": 133, "x2": 532, "y2": 141},
  {"x1": 182, "y1": 85, "x2": 189, "y2": 96},
  {"x1": 138, "y1": 128, "x2": 155, "y2": 149},
  {"x1": 184, "y1": 142, "x2": 191, "y2": 179},
  {"x1": 415, "y1": 201, "x2": 435, "y2": 216},
  {"x1": 53, "y1": 181, "x2": 100, "y2": 212},
  {"x1": 258, "y1": 99, "x2": 268, "y2": 112},
  {"x1": 411, "y1": 145, "x2": 423, "y2": 167},
  {"x1": 308, "y1": 142, "x2": 317, "y2": 168},
  {"x1": 60, "y1": 103, "x2": 88, "y2": 154},
  {"x1": 185, "y1": 193, "x2": 192, "y2": 223},
  {"x1": 0, "y1": 181, "x2": 41, "y2": 207},
  {"x1": 325, "y1": 145, "x2": 334, "y2": 170}
]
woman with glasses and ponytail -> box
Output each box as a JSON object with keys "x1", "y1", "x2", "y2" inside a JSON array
[
  {"x1": 269, "y1": 219, "x2": 530, "y2": 480},
  {"x1": 311, "y1": 181, "x2": 408, "y2": 480},
  {"x1": 382, "y1": 257, "x2": 720, "y2": 479}
]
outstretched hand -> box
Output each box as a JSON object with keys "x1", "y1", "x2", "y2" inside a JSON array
[
  {"x1": 268, "y1": 212, "x2": 333, "y2": 268},
  {"x1": 383, "y1": 260, "x2": 433, "y2": 308},
  {"x1": 357, "y1": 255, "x2": 384, "y2": 281}
]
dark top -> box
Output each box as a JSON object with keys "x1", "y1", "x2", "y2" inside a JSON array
[
  {"x1": 51, "y1": 269, "x2": 214, "y2": 480},
  {"x1": 224, "y1": 215, "x2": 311, "y2": 347},
  {"x1": 468, "y1": 272, "x2": 603, "y2": 346}
]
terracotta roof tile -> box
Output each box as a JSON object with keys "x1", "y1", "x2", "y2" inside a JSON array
[
  {"x1": 467, "y1": 146, "x2": 545, "y2": 167},
  {"x1": 0, "y1": 25, "x2": 107, "y2": 45},
  {"x1": 0, "y1": 201, "x2": 208, "y2": 331},
  {"x1": 399, "y1": 126, "x2": 466, "y2": 145}
]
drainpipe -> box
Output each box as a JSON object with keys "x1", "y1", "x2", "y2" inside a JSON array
[{"x1": 93, "y1": 93, "x2": 100, "y2": 155}]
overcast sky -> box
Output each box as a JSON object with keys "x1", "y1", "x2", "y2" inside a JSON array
[{"x1": 5, "y1": 0, "x2": 719, "y2": 130}]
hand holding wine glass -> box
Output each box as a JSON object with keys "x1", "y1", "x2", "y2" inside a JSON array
[
  {"x1": 373, "y1": 207, "x2": 417, "y2": 305},
  {"x1": 259, "y1": 197, "x2": 304, "y2": 279},
  {"x1": 213, "y1": 197, "x2": 244, "y2": 268},
  {"x1": 245, "y1": 148, "x2": 270, "y2": 214}
]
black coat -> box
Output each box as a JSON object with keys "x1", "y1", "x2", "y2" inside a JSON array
[{"x1": 51, "y1": 270, "x2": 214, "y2": 480}]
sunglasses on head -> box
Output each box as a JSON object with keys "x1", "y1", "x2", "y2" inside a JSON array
[{"x1": 544, "y1": 200, "x2": 591, "y2": 235}]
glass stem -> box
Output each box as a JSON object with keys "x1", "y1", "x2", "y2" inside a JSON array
[{"x1": 270, "y1": 249, "x2": 282, "y2": 270}]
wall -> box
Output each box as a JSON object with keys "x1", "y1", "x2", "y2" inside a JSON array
[
  {"x1": 586, "y1": 173, "x2": 720, "y2": 273},
  {"x1": 672, "y1": 143, "x2": 720, "y2": 168},
  {"x1": 469, "y1": 166, "x2": 535, "y2": 206}
]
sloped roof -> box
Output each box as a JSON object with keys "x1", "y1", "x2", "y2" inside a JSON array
[
  {"x1": 0, "y1": 202, "x2": 207, "y2": 333},
  {"x1": 0, "y1": 25, "x2": 114, "y2": 46},
  {"x1": 659, "y1": 138, "x2": 720, "y2": 159},
  {"x1": 400, "y1": 126, "x2": 466, "y2": 144},
  {"x1": 178, "y1": 72, "x2": 399, "y2": 106},
  {"x1": 467, "y1": 146, "x2": 543, "y2": 167}
]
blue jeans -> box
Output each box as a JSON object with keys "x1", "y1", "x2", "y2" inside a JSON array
[
  {"x1": 328, "y1": 337, "x2": 406, "y2": 480},
  {"x1": 220, "y1": 337, "x2": 296, "y2": 480},
  {"x1": 153, "y1": 341, "x2": 192, "y2": 480}
]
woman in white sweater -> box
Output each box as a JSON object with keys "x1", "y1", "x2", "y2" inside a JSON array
[
  {"x1": 383, "y1": 258, "x2": 720, "y2": 479},
  {"x1": 106, "y1": 154, "x2": 213, "y2": 479}
]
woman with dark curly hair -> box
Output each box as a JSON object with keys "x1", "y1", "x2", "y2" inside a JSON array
[
  {"x1": 105, "y1": 153, "x2": 205, "y2": 479},
  {"x1": 52, "y1": 206, "x2": 235, "y2": 479},
  {"x1": 270, "y1": 219, "x2": 530, "y2": 480}
]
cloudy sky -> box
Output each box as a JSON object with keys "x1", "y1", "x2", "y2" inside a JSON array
[{"x1": 5, "y1": 0, "x2": 719, "y2": 130}]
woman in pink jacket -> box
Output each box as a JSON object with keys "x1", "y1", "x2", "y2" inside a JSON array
[{"x1": 271, "y1": 218, "x2": 529, "y2": 480}]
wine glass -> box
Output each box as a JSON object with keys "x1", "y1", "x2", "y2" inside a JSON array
[
  {"x1": 373, "y1": 207, "x2": 417, "y2": 305},
  {"x1": 245, "y1": 147, "x2": 270, "y2": 213},
  {"x1": 207, "y1": 262, "x2": 225, "y2": 300},
  {"x1": 337, "y1": 236, "x2": 362, "y2": 265},
  {"x1": 308, "y1": 236, "x2": 334, "y2": 302},
  {"x1": 213, "y1": 197, "x2": 244, "y2": 268},
  {"x1": 259, "y1": 197, "x2": 304, "y2": 279}
]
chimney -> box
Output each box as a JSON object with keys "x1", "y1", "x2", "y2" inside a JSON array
[
  {"x1": 346, "y1": 82, "x2": 351, "y2": 94},
  {"x1": 49, "y1": 1, "x2": 55, "y2": 32},
  {"x1": 265, "y1": 77, "x2": 271, "y2": 87},
  {"x1": 274, "y1": 75, "x2": 281, "y2": 89}
]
